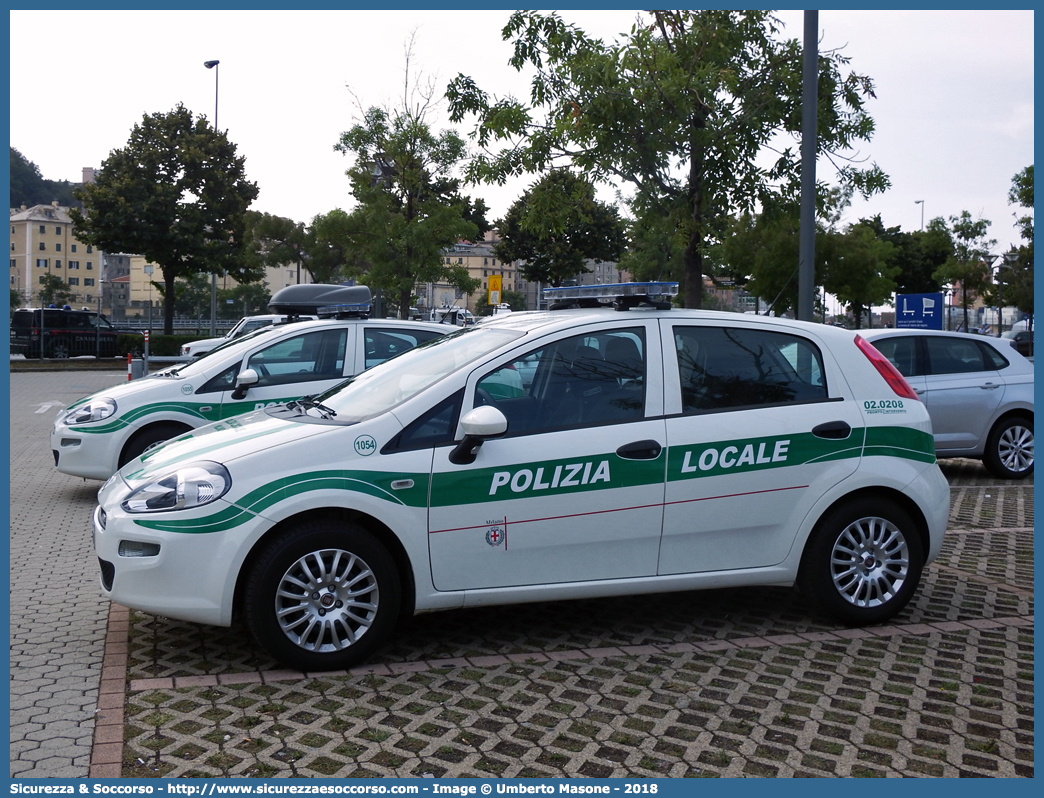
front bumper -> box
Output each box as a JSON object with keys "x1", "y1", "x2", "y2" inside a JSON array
[
  {"x1": 51, "y1": 420, "x2": 124, "y2": 480},
  {"x1": 92, "y1": 499, "x2": 260, "y2": 628}
]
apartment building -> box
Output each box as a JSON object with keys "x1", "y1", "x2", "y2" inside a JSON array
[
  {"x1": 9, "y1": 203, "x2": 102, "y2": 308},
  {"x1": 418, "y1": 231, "x2": 519, "y2": 314}
]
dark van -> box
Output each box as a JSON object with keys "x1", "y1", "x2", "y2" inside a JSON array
[{"x1": 10, "y1": 308, "x2": 124, "y2": 359}]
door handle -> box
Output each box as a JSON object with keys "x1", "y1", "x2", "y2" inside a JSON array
[
  {"x1": 812, "y1": 421, "x2": 851, "y2": 440},
  {"x1": 980, "y1": 382, "x2": 1000, "y2": 390},
  {"x1": 616, "y1": 440, "x2": 662, "y2": 460},
  {"x1": 914, "y1": 388, "x2": 926, "y2": 395}
]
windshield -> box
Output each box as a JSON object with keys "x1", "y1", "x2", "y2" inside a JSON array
[{"x1": 313, "y1": 325, "x2": 524, "y2": 422}]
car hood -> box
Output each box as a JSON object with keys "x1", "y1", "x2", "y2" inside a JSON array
[
  {"x1": 117, "y1": 408, "x2": 328, "y2": 488},
  {"x1": 65, "y1": 374, "x2": 198, "y2": 415}
]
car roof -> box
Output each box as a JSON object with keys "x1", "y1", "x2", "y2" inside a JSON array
[
  {"x1": 477, "y1": 305, "x2": 859, "y2": 342},
  {"x1": 166, "y1": 316, "x2": 450, "y2": 374}
]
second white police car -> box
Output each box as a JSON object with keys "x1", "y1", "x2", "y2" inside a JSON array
[
  {"x1": 93, "y1": 283, "x2": 950, "y2": 671},
  {"x1": 52, "y1": 285, "x2": 448, "y2": 480}
]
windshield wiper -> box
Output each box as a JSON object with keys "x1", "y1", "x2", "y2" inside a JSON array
[{"x1": 286, "y1": 395, "x2": 337, "y2": 419}]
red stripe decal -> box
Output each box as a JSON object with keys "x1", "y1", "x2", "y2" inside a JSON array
[{"x1": 428, "y1": 485, "x2": 807, "y2": 535}]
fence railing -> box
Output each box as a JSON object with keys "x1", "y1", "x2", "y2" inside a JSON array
[{"x1": 116, "y1": 319, "x2": 236, "y2": 333}]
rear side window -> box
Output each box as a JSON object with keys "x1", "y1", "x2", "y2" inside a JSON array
[
  {"x1": 674, "y1": 326, "x2": 827, "y2": 413},
  {"x1": 924, "y1": 337, "x2": 997, "y2": 375},
  {"x1": 979, "y1": 342, "x2": 1010, "y2": 370}
]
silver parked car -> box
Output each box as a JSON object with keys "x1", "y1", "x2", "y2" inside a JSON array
[{"x1": 863, "y1": 329, "x2": 1034, "y2": 478}]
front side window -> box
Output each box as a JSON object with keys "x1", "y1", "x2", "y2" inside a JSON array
[
  {"x1": 386, "y1": 390, "x2": 464, "y2": 452},
  {"x1": 870, "y1": 336, "x2": 921, "y2": 377},
  {"x1": 476, "y1": 327, "x2": 646, "y2": 435},
  {"x1": 247, "y1": 329, "x2": 348, "y2": 386},
  {"x1": 674, "y1": 325, "x2": 827, "y2": 413}
]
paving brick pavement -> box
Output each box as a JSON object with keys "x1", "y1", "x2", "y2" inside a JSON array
[
  {"x1": 9, "y1": 371, "x2": 132, "y2": 778},
  {"x1": 113, "y1": 462, "x2": 1034, "y2": 778},
  {"x1": 7, "y1": 371, "x2": 1034, "y2": 779}
]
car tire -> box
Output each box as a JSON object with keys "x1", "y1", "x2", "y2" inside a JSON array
[
  {"x1": 983, "y1": 416, "x2": 1034, "y2": 479},
  {"x1": 48, "y1": 338, "x2": 71, "y2": 359},
  {"x1": 799, "y1": 497, "x2": 924, "y2": 626},
  {"x1": 244, "y1": 520, "x2": 400, "y2": 672},
  {"x1": 118, "y1": 423, "x2": 192, "y2": 468}
]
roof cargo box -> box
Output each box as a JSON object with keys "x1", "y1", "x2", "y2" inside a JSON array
[{"x1": 268, "y1": 284, "x2": 372, "y2": 317}]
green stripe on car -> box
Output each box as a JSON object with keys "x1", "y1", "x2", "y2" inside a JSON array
[{"x1": 131, "y1": 425, "x2": 935, "y2": 533}]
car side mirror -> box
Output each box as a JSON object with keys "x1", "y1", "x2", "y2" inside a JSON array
[
  {"x1": 449, "y1": 405, "x2": 508, "y2": 465},
  {"x1": 231, "y1": 368, "x2": 259, "y2": 400}
]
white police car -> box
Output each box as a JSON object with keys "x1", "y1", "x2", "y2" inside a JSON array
[
  {"x1": 93, "y1": 283, "x2": 950, "y2": 671},
  {"x1": 53, "y1": 285, "x2": 447, "y2": 480}
]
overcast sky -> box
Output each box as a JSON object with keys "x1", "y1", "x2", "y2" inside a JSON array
[{"x1": 9, "y1": 8, "x2": 1034, "y2": 253}]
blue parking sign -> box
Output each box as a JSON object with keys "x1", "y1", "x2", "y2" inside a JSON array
[{"x1": 896, "y1": 293, "x2": 944, "y2": 329}]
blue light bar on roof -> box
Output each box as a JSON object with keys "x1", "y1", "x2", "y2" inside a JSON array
[
  {"x1": 317, "y1": 302, "x2": 372, "y2": 317},
  {"x1": 543, "y1": 282, "x2": 679, "y2": 310}
]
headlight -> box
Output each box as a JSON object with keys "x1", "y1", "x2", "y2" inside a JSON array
[
  {"x1": 62, "y1": 398, "x2": 117, "y2": 425},
  {"x1": 121, "y1": 461, "x2": 232, "y2": 513}
]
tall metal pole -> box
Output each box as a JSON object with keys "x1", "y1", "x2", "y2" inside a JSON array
[
  {"x1": 205, "y1": 60, "x2": 220, "y2": 336},
  {"x1": 915, "y1": 200, "x2": 924, "y2": 230},
  {"x1": 797, "y1": 10, "x2": 818, "y2": 322}
]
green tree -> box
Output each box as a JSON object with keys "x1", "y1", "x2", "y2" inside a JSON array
[
  {"x1": 219, "y1": 282, "x2": 271, "y2": 318},
  {"x1": 242, "y1": 211, "x2": 308, "y2": 282},
  {"x1": 494, "y1": 170, "x2": 625, "y2": 286},
  {"x1": 152, "y1": 272, "x2": 209, "y2": 321},
  {"x1": 996, "y1": 165, "x2": 1034, "y2": 318},
  {"x1": 822, "y1": 222, "x2": 898, "y2": 329},
  {"x1": 11, "y1": 287, "x2": 23, "y2": 314},
  {"x1": 932, "y1": 211, "x2": 996, "y2": 330},
  {"x1": 38, "y1": 273, "x2": 73, "y2": 307},
  {"x1": 70, "y1": 105, "x2": 260, "y2": 334},
  {"x1": 10, "y1": 147, "x2": 79, "y2": 208},
  {"x1": 856, "y1": 214, "x2": 952, "y2": 296},
  {"x1": 305, "y1": 209, "x2": 371, "y2": 285},
  {"x1": 715, "y1": 190, "x2": 850, "y2": 316},
  {"x1": 447, "y1": 10, "x2": 888, "y2": 308},
  {"x1": 334, "y1": 89, "x2": 483, "y2": 319}
]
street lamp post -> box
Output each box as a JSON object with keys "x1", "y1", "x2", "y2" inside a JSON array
[
  {"x1": 914, "y1": 200, "x2": 924, "y2": 231},
  {"x1": 1000, "y1": 251, "x2": 1019, "y2": 335},
  {"x1": 205, "y1": 59, "x2": 220, "y2": 337}
]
